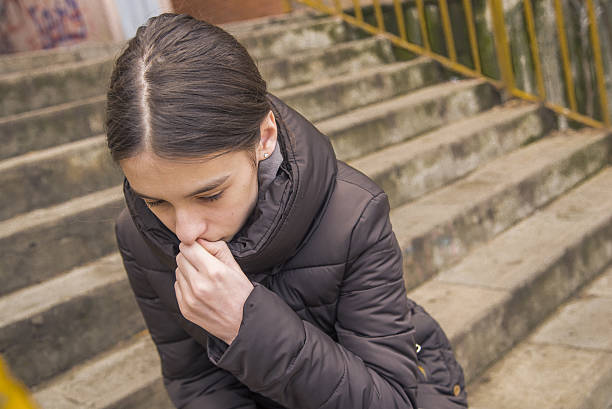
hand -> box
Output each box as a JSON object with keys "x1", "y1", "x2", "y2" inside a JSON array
[{"x1": 174, "y1": 239, "x2": 254, "y2": 345}]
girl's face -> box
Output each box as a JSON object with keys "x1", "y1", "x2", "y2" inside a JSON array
[{"x1": 119, "y1": 111, "x2": 277, "y2": 245}]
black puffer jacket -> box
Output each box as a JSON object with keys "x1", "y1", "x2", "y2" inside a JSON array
[{"x1": 115, "y1": 94, "x2": 467, "y2": 409}]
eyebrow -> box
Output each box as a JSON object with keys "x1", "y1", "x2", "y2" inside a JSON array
[{"x1": 133, "y1": 174, "x2": 231, "y2": 201}]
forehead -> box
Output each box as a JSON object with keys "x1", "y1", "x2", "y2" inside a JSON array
[{"x1": 119, "y1": 151, "x2": 248, "y2": 197}]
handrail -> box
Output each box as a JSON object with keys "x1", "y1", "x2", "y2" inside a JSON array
[{"x1": 287, "y1": 0, "x2": 611, "y2": 130}]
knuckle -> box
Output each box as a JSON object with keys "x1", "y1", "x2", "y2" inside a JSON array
[{"x1": 193, "y1": 281, "x2": 208, "y2": 297}]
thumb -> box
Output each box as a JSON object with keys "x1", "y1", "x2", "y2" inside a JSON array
[{"x1": 197, "y1": 239, "x2": 242, "y2": 272}]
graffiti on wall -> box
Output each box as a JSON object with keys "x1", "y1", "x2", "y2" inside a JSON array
[
  {"x1": 27, "y1": 0, "x2": 88, "y2": 49},
  {"x1": 0, "y1": 0, "x2": 96, "y2": 54}
]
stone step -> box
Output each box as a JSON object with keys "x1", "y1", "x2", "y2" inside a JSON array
[
  {"x1": 0, "y1": 35, "x2": 391, "y2": 120},
  {"x1": 222, "y1": 9, "x2": 322, "y2": 37},
  {"x1": 0, "y1": 58, "x2": 434, "y2": 162},
  {"x1": 276, "y1": 57, "x2": 444, "y2": 122},
  {"x1": 260, "y1": 36, "x2": 395, "y2": 90},
  {"x1": 0, "y1": 57, "x2": 115, "y2": 117},
  {"x1": 319, "y1": 78, "x2": 500, "y2": 161},
  {"x1": 0, "y1": 102, "x2": 547, "y2": 390},
  {"x1": 0, "y1": 254, "x2": 145, "y2": 388},
  {"x1": 0, "y1": 88, "x2": 539, "y2": 297},
  {"x1": 0, "y1": 43, "x2": 121, "y2": 76},
  {"x1": 0, "y1": 95, "x2": 106, "y2": 161},
  {"x1": 32, "y1": 333, "x2": 172, "y2": 409},
  {"x1": 468, "y1": 266, "x2": 612, "y2": 409},
  {"x1": 0, "y1": 62, "x2": 428, "y2": 217},
  {"x1": 350, "y1": 101, "x2": 555, "y2": 209},
  {"x1": 0, "y1": 58, "x2": 441, "y2": 220},
  {"x1": 235, "y1": 16, "x2": 355, "y2": 61},
  {"x1": 27, "y1": 156, "x2": 612, "y2": 409},
  {"x1": 407, "y1": 165, "x2": 612, "y2": 384},
  {"x1": 1, "y1": 71, "x2": 470, "y2": 289},
  {"x1": 0, "y1": 186, "x2": 124, "y2": 296},
  {"x1": 0, "y1": 135, "x2": 123, "y2": 221},
  {"x1": 391, "y1": 128, "x2": 611, "y2": 291}
]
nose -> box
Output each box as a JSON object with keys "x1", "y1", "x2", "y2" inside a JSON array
[{"x1": 174, "y1": 206, "x2": 207, "y2": 245}]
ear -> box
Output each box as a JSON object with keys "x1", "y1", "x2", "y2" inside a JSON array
[{"x1": 257, "y1": 110, "x2": 277, "y2": 162}]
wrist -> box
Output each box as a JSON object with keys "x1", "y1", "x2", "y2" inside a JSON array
[{"x1": 224, "y1": 282, "x2": 254, "y2": 345}]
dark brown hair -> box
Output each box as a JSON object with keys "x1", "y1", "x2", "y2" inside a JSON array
[{"x1": 106, "y1": 13, "x2": 270, "y2": 163}]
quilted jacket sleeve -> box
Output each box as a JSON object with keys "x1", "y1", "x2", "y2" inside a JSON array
[
  {"x1": 208, "y1": 192, "x2": 419, "y2": 409},
  {"x1": 115, "y1": 211, "x2": 258, "y2": 409}
]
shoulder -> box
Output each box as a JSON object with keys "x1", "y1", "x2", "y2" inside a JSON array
[
  {"x1": 284, "y1": 160, "x2": 389, "y2": 268},
  {"x1": 335, "y1": 160, "x2": 384, "y2": 199},
  {"x1": 329, "y1": 160, "x2": 387, "y2": 225},
  {"x1": 331, "y1": 160, "x2": 390, "y2": 233}
]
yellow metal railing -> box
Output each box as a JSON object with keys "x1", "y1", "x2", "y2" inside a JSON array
[{"x1": 286, "y1": 0, "x2": 611, "y2": 129}]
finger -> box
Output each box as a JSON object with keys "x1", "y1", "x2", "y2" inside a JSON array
[
  {"x1": 176, "y1": 252, "x2": 198, "y2": 277},
  {"x1": 175, "y1": 255, "x2": 196, "y2": 293},
  {"x1": 174, "y1": 279, "x2": 183, "y2": 304},
  {"x1": 174, "y1": 276, "x2": 185, "y2": 311},
  {"x1": 174, "y1": 267, "x2": 194, "y2": 314},
  {"x1": 196, "y1": 239, "x2": 242, "y2": 271},
  {"x1": 179, "y1": 241, "x2": 225, "y2": 273}
]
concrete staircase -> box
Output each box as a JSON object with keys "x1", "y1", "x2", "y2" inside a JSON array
[{"x1": 1, "y1": 11, "x2": 611, "y2": 409}]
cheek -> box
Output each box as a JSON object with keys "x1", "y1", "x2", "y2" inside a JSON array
[
  {"x1": 231, "y1": 174, "x2": 259, "y2": 218},
  {"x1": 146, "y1": 206, "x2": 176, "y2": 230}
]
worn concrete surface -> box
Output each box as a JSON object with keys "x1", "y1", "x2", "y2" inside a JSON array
[
  {"x1": 391, "y1": 129, "x2": 611, "y2": 290},
  {"x1": 238, "y1": 16, "x2": 351, "y2": 60},
  {"x1": 32, "y1": 334, "x2": 171, "y2": 409},
  {"x1": 0, "y1": 135, "x2": 123, "y2": 220},
  {"x1": 0, "y1": 186, "x2": 124, "y2": 296},
  {"x1": 0, "y1": 43, "x2": 121, "y2": 76},
  {"x1": 322, "y1": 79, "x2": 500, "y2": 161},
  {"x1": 0, "y1": 96, "x2": 106, "y2": 161},
  {"x1": 352, "y1": 102, "x2": 553, "y2": 208},
  {"x1": 469, "y1": 265, "x2": 612, "y2": 409},
  {"x1": 277, "y1": 58, "x2": 443, "y2": 122},
  {"x1": 0, "y1": 254, "x2": 144, "y2": 387},
  {"x1": 261, "y1": 36, "x2": 395, "y2": 91},
  {"x1": 408, "y1": 167, "x2": 612, "y2": 383}
]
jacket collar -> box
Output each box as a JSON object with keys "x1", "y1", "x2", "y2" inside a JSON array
[{"x1": 122, "y1": 94, "x2": 338, "y2": 275}]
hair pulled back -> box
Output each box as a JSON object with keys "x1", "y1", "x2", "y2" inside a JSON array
[{"x1": 106, "y1": 13, "x2": 270, "y2": 163}]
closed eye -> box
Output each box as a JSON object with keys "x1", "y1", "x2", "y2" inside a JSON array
[
  {"x1": 197, "y1": 192, "x2": 223, "y2": 202},
  {"x1": 144, "y1": 199, "x2": 164, "y2": 207},
  {"x1": 143, "y1": 191, "x2": 224, "y2": 208}
]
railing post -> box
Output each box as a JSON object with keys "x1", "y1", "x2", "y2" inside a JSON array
[
  {"x1": 489, "y1": 0, "x2": 515, "y2": 93},
  {"x1": 334, "y1": 0, "x2": 342, "y2": 14},
  {"x1": 393, "y1": 0, "x2": 407, "y2": 42},
  {"x1": 439, "y1": 0, "x2": 457, "y2": 61},
  {"x1": 586, "y1": 0, "x2": 610, "y2": 126},
  {"x1": 523, "y1": 0, "x2": 546, "y2": 100},
  {"x1": 554, "y1": 0, "x2": 577, "y2": 112},
  {"x1": 416, "y1": 0, "x2": 430, "y2": 51},
  {"x1": 353, "y1": 0, "x2": 363, "y2": 21},
  {"x1": 372, "y1": 0, "x2": 386, "y2": 32},
  {"x1": 462, "y1": 0, "x2": 482, "y2": 73}
]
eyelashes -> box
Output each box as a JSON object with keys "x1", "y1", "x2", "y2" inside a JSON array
[
  {"x1": 199, "y1": 192, "x2": 224, "y2": 202},
  {"x1": 144, "y1": 192, "x2": 224, "y2": 208}
]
